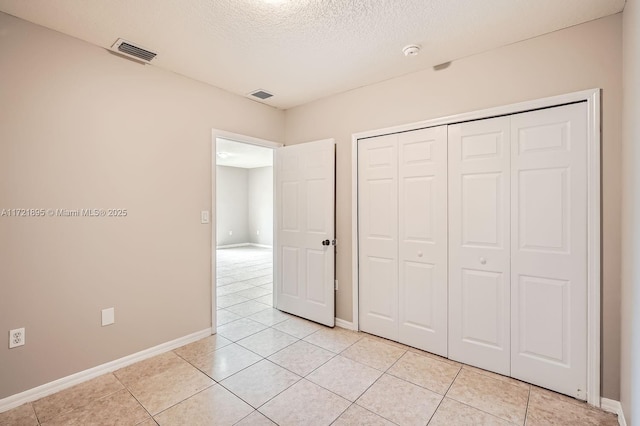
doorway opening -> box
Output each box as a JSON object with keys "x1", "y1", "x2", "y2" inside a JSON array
[{"x1": 212, "y1": 131, "x2": 282, "y2": 331}]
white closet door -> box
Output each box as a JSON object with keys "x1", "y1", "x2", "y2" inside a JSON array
[
  {"x1": 398, "y1": 126, "x2": 448, "y2": 356},
  {"x1": 510, "y1": 103, "x2": 588, "y2": 399},
  {"x1": 358, "y1": 134, "x2": 399, "y2": 340},
  {"x1": 448, "y1": 117, "x2": 511, "y2": 375}
]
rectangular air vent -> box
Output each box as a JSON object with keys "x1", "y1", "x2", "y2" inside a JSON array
[
  {"x1": 249, "y1": 90, "x2": 274, "y2": 100},
  {"x1": 111, "y1": 38, "x2": 157, "y2": 63}
]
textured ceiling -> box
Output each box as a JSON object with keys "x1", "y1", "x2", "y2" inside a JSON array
[{"x1": 0, "y1": 0, "x2": 625, "y2": 109}]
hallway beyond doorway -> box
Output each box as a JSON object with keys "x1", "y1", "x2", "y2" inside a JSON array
[{"x1": 217, "y1": 246, "x2": 274, "y2": 324}]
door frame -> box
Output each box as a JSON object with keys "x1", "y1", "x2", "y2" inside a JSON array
[
  {"x1": 210, "y1": 129, "x2": 282, "y2": 332},
  {"x1": 350, "y1": 88, "x2": 601, "y2": 406}
]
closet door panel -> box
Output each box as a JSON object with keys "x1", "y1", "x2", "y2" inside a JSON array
[
  {"x1": 449, "y1": 117, "x2": 511, "y2": 375},
  {"x1": 358, "y1": 134, "x2": 399, "y2": 340},
  {"x1": 510, "y1": 103, "x2": 588, "y2": 399},
  {"x1": 398, "y1": 126, "x2": 448, "y2": 356}
]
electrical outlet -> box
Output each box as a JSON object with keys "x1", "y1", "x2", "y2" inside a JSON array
[
  {"x1": 9, "y1": 328, "x2": 25, "y2": 349},
  {"x1": 102, "y1": 307, "x2": 115, "y2": 326}
]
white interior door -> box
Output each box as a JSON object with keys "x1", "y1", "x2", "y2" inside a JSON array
[
  {"x1": 275, "y1": 139, "x2": 335, "y2": 327},
  {"x1": 448, "y1": 116, "x2": 511, "y2": 376},
  {"x1": 510, "y1": 103, "x2": 588, "y2": 399},
  {"x1": 358, "y1": 134, "x2": 399, "y2": 340},
  {"x1": 398, "y1": 127, "x2": 448, "y2": 356}
]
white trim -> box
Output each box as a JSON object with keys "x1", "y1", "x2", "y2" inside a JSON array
[
  {"x1": 335, "y1": 318, "x2": 357, "y2": 331},
  {"x1": 351, "y1": 132, "x2": 360, "y2": 331},
  {"x1": 0, "y1": 328, "x2": 211, "y2": 414},
  {"x1": 586, "y1": 90, "x2": 602, "y2": 406},
  {"x1": 600, "y1": 398, "x2": 627, "y2": 426},
  {"x1": 250, "y1": 244, "x2": 273, "y2": 249},
  {"x1": 352, "y1": 88, "x2": 600, "y2": 140},
  {"x1": 272, "y1": 153, "x2": 279, "y2": 310},
  {"x1": 212, "y1": 129, "x2": 282, "y2": 150},
  {"x1": 351, "y1": 88, "x2": 601, "y2": 405},
  {"x1": 211, "y1": 129, "x2": 282, "y2": 332},
  {"x1": 216, "y1": 243, "x2": 251, "y2": 249},
  {"x1": 216, "y1": 243, "x2": 273, "y2": 249}
]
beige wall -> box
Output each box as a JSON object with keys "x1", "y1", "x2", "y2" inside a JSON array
[
  {"x1": 0, "y1": 12, "x2": 284, "y2": 399},
  {"x1": 216, "y1": 166, "x2": 250, "y2": 246},
  {"x1": 248, "y1": 166, "x2": 274, "y2": 246},
  {"x1": 285, "y1": 15, "x2": 622, "y2": 399},
  {"x1": 621, "y1": 0, "x2": 640, "y2": 421}
]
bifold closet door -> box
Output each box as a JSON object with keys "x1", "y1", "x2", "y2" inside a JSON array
[
  {"x1": 510, "y1": 103, "x2": 588, "y2": 399},
  {"x1": 398, "y1": 127, "x2": 448, "y2": 356},
  {"x1": 359, "y1": 127, "x2": 448, "y2": 354},
  {"x1": 448, "y1": 116, "x2": 511, "y2": 376},
  {"x1": 358, "y1": 134, "x2": 399, "y2": 341}
]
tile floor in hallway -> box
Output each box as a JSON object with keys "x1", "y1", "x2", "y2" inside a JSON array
[{"x1": 0, "y1": 246, "x2": 618, "y2": 425}]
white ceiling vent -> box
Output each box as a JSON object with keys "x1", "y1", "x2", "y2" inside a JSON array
[
  {"x1": 110, "y1": 38, "x2": 157, "y2": 63},
  {"x1": 249, "y1": 90, "x2": 274, "y2": 100}
]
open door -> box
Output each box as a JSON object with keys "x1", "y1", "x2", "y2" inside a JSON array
[{"x1": 275, "y1": 139, "x2": 335, "y2": 327}]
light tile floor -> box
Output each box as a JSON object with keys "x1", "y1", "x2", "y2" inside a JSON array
[{"x1": 0, "y1": 246, "x2": 618, "y2": 425}]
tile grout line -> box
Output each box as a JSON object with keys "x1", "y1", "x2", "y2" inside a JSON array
[
  {"x1": 444, "y1": 367, "x2": 531, "y2": 424},
  {"x1": 215, "y1": 359, "x2": 304, "y2": 419},
  {"x1": 111, "y1": 371, "x2": 157, "y2": 424},
  {"x1": 334, "y1": 402, "x2": 401, "y2": 426},
  {"x1": 231, "y1": 409, "x2": 263, "y2": 425},
  {"x1": 33, "y1": 373, "x2": 128, "y2": 425},
  {"x1": 150, "y1": 382, "x2": 217, "y2": 421},
  {"x1": 233, "y1": 329, "x2": 301, "y2": 359},
  {"x1": 425, "y1": 361, "x2": 463, "y2": 425},
  {"x1": 523, "y1": 385, "x2": 532, "y2": 425},
  {"x1": 318, "y1": 341, "x2": 409, "y2": 425},
  {"x1": 31, "y1": 401, "x2": 42, "y2": 426}
]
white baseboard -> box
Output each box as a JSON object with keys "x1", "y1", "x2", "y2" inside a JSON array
[
  {"x1": 216, "y1": 243, "x2": 273, "y2": 249},
  {"x1": 0, "y1": 328, "x2": 212, "y2": 414},
  {"x1": 601, "y1": 398, "x2": 627, "y2": 426},
  {"x1": 335, "y1": 318, "x2": 357, "y2": 331},
  {"x1": 216, "y1": 243, "x2": 251, "y2": 249}
]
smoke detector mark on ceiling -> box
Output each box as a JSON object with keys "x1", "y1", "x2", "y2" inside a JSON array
[
  {"x1": 402, "y1": 44, "x2": 421, "y2": 57},
  {"x1": 249, "y1": 90, "x2": 274, "y2": 100},
  {"x1": 111, "y1": 38, "x2": 157, "y2": 63}
]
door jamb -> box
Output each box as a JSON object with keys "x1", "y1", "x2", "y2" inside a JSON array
[
  {"x1": 350, "y1": 88, "x2": 601, "y2": 406},
  {"x1": 210, "y1": 129, "x2": 282, "y2": 333}
]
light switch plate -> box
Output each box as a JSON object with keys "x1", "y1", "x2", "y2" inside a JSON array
[
  {"x1": 101, "y1": 307, "x2": 115, "y2": 326},
  {"x1": 201, "y1": 211, "x2": 210, "y2": 224}
]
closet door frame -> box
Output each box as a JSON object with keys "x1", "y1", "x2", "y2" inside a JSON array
[{"x1": 351, "y1": 88, "x2": 601, "y2": 407}]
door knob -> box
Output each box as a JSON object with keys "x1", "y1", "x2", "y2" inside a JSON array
[
  {"x1": 479, "y1": 257, "x2": 487, "y2": 265},
  {"x1": 417, "y1": 251, "x2": 423, "y2": 257},
  {"x1": 322, "y1": 239, "x2": 330, "y2": 246}
]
